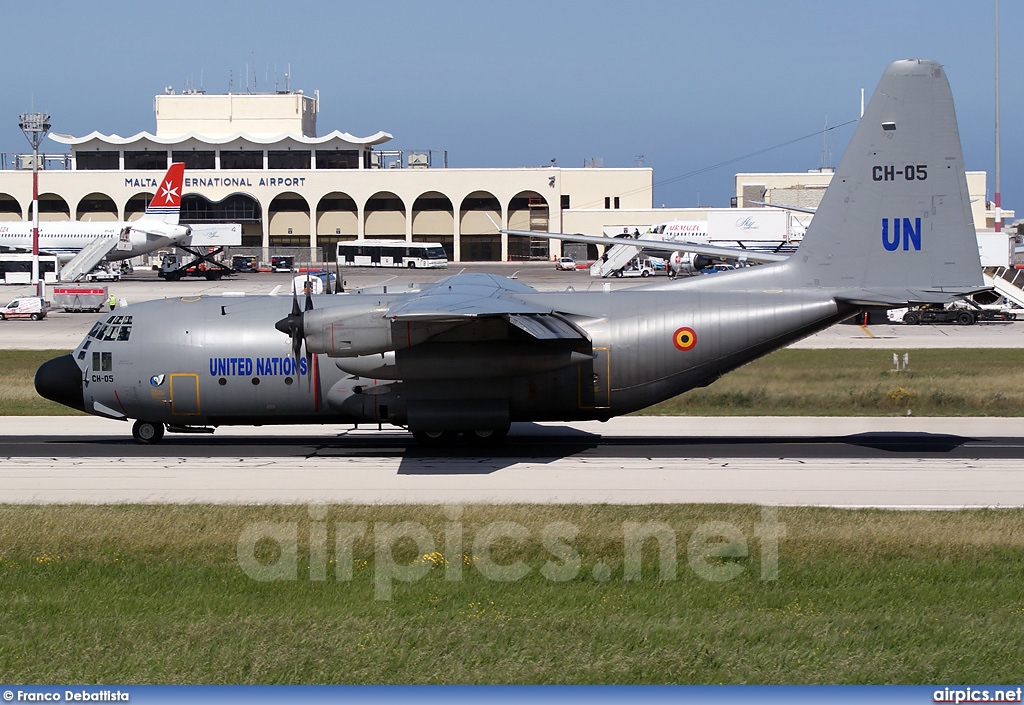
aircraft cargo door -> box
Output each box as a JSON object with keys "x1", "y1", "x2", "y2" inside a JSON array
[{"x1": 169, "y1": 373, "x2": 201, "y2": 416}]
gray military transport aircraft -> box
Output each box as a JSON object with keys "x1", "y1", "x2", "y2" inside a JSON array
[{"x1": 36, "y1": 59, "x2": 985, "y2": 445}]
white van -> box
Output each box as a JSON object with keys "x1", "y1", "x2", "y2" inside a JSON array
[{"x1": 0, "y1": 297, "x2": 47, "y2": 321}]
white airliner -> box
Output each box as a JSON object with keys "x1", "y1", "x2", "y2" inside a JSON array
[
  {"x1": 519, "y1": 217, "x2": 791, "y2": 278},
  {"x1": 0, "y1": 162, "x2": 190, "y2": 264}
]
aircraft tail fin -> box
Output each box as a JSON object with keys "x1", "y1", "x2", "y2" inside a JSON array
[
  {"x1": 785, "y1": 60, "x2": 983, "y2": 296},
  {"x1": 141, "y1": 162, "x2": 184, "y2": 224}
]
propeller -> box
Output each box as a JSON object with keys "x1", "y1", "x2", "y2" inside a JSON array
[
  {"x1": 274, "y1": 285, "x2": 305, "y2": 365},
  {"x1": 274, "y1": 270, "x2": 330, "y2": 391}
]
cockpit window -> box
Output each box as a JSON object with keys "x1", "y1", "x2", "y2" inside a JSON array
[{"x1": 91, "y1": 315, "x2": 133, "y2": 342}]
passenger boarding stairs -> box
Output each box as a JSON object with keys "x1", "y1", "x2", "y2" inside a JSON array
[
  {"x1": 983, "y1": 267, "x2": 1024, "y2": 309},
  {"x1": 590, "y1": 241, "x2": 642, "y2": 277},
  {"x1": 59, "y1": 237, "x2": 118, "y2": 282}
]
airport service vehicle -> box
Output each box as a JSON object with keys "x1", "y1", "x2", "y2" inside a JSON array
[
  {"x1": 159, "y1": 253, "x2": 230, "y2": 281},
  {"x1": 2, "y1": 297, "x2": 46, "y2": 321},
  {"x1": 0, "y1": 253, "x2": 59, "y2": 284},
  {"x1": 337, "y1": 240, "x2": 448, "y2": 269},
  {"x1": 52, "y1": 286, "x2": 108, "y2": 313},
  {"x1": 555, "y1": 257, "x2": 577, "y2": 271},
  {"x1": 36, "y1": 60, "x2": 990, "y2": 446},
  {"x1": 271, "y1": 256, "x2": 296, "y2": 273},
  {"x1": 232, "y1": 256, "x2": 258, "y2": 273},
  {"x1": 889, "y1": 302, "x2": 1018, "y2": 325},
  {"x1": 85, "y1": 265, "x2": 121, "y2": 282},
  {"x1": 612, "y1": 258, "x2": 656, "y2": 278}
]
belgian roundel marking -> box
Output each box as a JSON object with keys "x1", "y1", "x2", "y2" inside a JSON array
[{"x1": 673, "y1": 327, "x2": 697, "y2": 351}]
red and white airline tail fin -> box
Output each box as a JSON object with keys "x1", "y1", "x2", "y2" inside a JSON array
[{"x1": 142, "y1": 162, "x2": 185, "y2": 224}]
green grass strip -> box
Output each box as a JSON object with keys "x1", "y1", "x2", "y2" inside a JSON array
[{"x1": 1, "y1": 504, "x2": 1023, "y2": 684}]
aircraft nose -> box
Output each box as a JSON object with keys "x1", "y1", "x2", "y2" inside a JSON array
[{"x1": 35, "y1": 354, "x2": 86, "y2": 412}]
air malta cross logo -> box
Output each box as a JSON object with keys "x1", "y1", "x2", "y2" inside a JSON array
[{"x1": 158, "y1": 179, "x2": 179, "y2": 205}]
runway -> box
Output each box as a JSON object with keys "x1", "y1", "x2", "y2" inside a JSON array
[{"x1": 3, "y1": 416, "x2": 1024, "y2": 508}]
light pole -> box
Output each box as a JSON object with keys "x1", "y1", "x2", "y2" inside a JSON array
[{"x1": 19, "y1": 112, "x2": 51, "y2": 292}]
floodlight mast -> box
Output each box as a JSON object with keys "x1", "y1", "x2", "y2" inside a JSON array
[{"x1": 18, "y1": 112, "x2": 51, "y2": 289}]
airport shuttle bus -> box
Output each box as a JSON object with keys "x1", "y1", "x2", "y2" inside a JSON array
[
  {"x1": 0, "y1": 253, "x2": 60, "y2": 284},
  {"x1": 337, "y1": 240, "x2": 448, "y2": 269}
]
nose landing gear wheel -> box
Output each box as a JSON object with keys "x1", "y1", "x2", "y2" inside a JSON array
[{"x1": 132, "y1": 419, "x2": 165, "y2": 444}]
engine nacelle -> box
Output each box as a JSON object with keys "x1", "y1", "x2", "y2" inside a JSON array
[
  {"x1": 668, "y1": 252, "x2": 712, "y2": 277},
  {"x1": 303, "y1": 306, "x2": 394, "y2": 357}
]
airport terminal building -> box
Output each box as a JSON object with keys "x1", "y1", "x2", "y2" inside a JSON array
[
  {"x1": 0, "y1": 90, "x2": 659, "y2": 263},
  {"x1": 0, "y1": 88, "x2": 1011, "y2": 264}
]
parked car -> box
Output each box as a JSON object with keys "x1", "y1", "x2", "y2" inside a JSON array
[
  {"x1": 555, "y1": 257, "x2": 577, "y2": 271},
  {"x1": 700, "y1": 264, "x2": 736, "y2": 275}
]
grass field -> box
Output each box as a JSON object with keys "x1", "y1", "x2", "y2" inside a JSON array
[
  {"x1": 1, "y1": 504, "x2": 1022, "y2": 684},
  {"x1": 1, "y1": 350, "x2": 85, "y2": 416},
  {"x1": 9, "y1": 348, "x2": 1024, "y2": 417}
]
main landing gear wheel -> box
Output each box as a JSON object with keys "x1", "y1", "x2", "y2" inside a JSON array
[
  {"x1": 132, "y1": 420, "x2": 165, "y2": 444},
  {"x1": 464, "y1": 427, "x2": 510, "y2": 445},
  {"x1": 412, "y1": 430, "x2": 459, "y2": 446}
]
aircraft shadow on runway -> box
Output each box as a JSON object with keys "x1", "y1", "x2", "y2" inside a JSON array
[{"x1": 28, "y1": 428, "x2": 985, "y2": 478}]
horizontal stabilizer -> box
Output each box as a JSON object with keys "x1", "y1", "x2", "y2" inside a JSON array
[{"x1": 834, "y1": 287, "x2": 992, "y2": 308}]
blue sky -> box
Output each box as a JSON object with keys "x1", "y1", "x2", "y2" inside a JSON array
[{"x1": 1, "y1": 0, "x2": 1018, "y2": 214}]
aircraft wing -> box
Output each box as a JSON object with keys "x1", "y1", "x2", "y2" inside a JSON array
[
  {"x1": 384, "y1": 272, "x2": 587, "y2": 341},
  {"x1": 500, "y1": 227, "x2": 790, "y2": 264}
]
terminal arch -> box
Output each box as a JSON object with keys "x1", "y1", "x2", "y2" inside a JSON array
[
  {"x1": 76, "y1": 192, "x2": 118, "y2": 222},
  {"x1": 268, "y1": 192, "x2": 311, "y2": 251},
  {"x1": 30, "y1": 194, "x2": 70, "y2": 222},
  {"x1": 0, "y1": 193, "x2": 22, "y2": 221},
  {"x1": 507, "y1": 191, "x2": 550, "y2": 261},
  {"x1": 364, "y1": 191, "x2": 406, "y2": 239},
  {"x1": 459, "y1": 191, "x2": 501, "y2": 261},
  {"x1": 125, "y1": 192, "x2": 154, "y2": 221},
  {"x1": 412, "y1": 191, "x2": 454, "y2": 259},
  {"x1": 316, "y1": 192, "x2": 358, "y2": 262}
]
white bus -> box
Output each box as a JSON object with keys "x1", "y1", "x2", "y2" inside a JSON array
[
  {"x1": 0, "y1": 253, "x2": 59, "y2": 284},
  {"x1": 336, "y1": 240, "x2": 448, "y2": 269}
]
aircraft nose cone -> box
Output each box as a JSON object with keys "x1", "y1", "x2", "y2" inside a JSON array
[{"x1": 35, "y1": 354, "x2": 86, "y2": 413}]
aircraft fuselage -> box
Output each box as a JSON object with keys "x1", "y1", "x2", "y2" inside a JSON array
[{"x1": 49, "y1": 279, "x2": 845, "y2": 436}]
